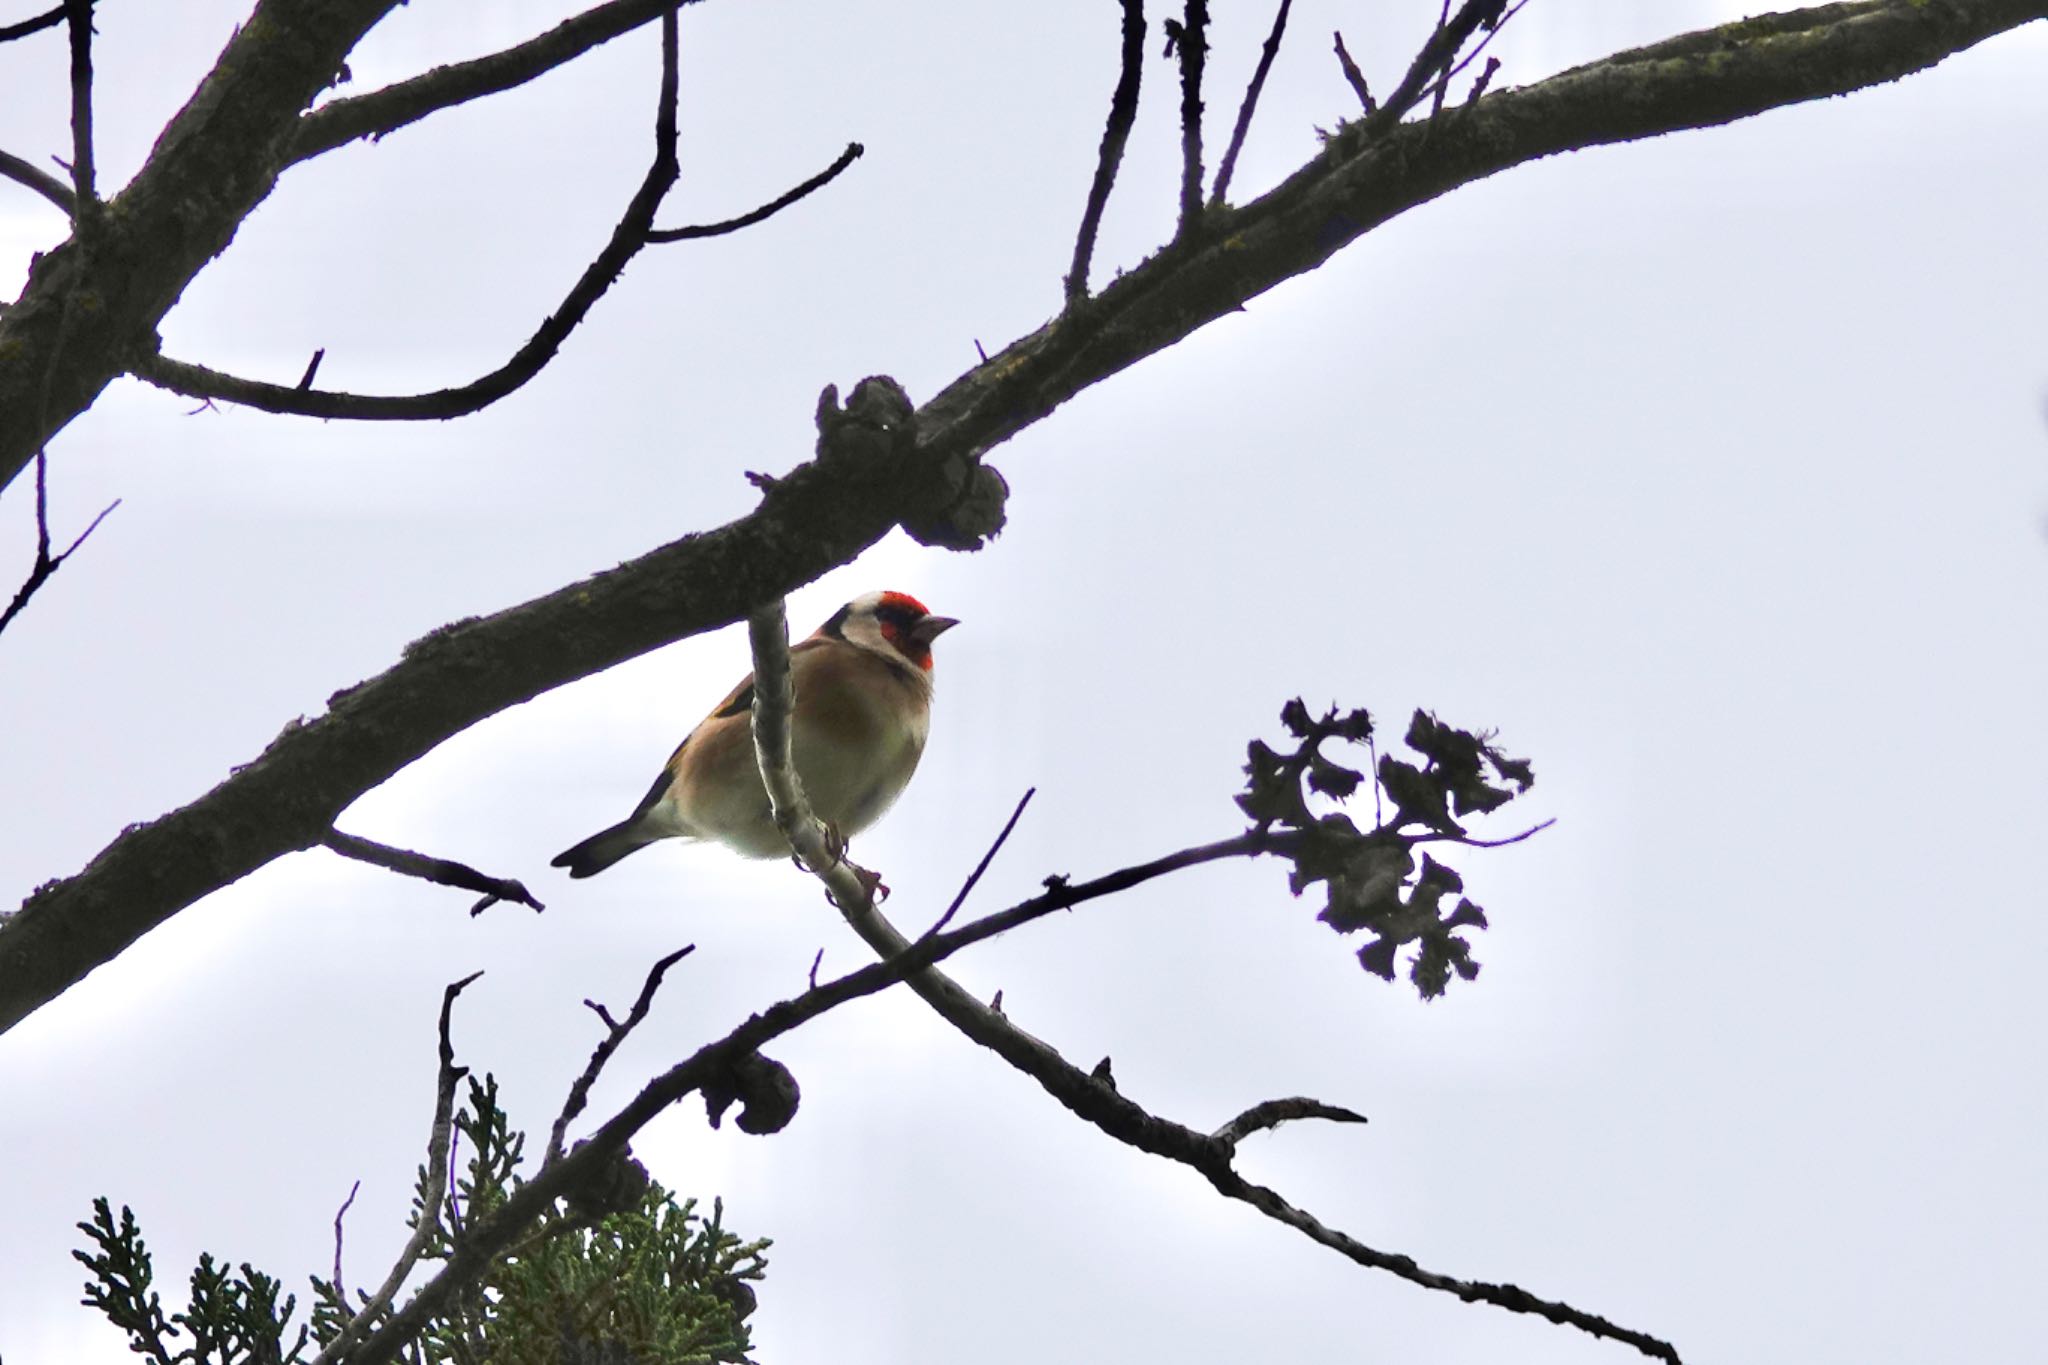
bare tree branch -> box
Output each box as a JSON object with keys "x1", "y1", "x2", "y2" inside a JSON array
[
  {"x1": 0, "y1": 147, "x2": 74, "y2": 214},
  {"x1": 1065, "y1": 0, "x2": 1146, "y2": 304},
  {"x1": 330, "y1": 1179, "x2": 360, "y2": 1289},
  {"x1": 925, "y1": 787, "x2": 1035, "y2": 938},
  {"x1": 1333, "y1": 29, "x2": 1375, "y2": 113},
  {"x1": 334, "y1": 854, "x2": 1181, "y2": 1365},
  {"x1": 309, "y1": 971, "x2": 480, "y2": 1365},
  {"x1": 287, "y1": 0, "x2": 689, "y2": 165},
  {"x1": 320, "y1": 829, "x2": 545, "y2": 915},
  {"x1": 1210, "y1": 1096, "x2": 1367, "y2": 1152},
  {"x1": 132, "y1": 16, "x2": 686, "y2": 422},
  {"x1": 1167, "y1": 0, "x2": 1210, "y2": 239},
  {"x1": 646, "y1": 141, "x2": 864, "y2": 242},
  {"x1": 744, "y1": 601, "x2": 861, "y2": 901},
  {"x1": 1210, "y1": 0, "x2": 1291, "y2": 207},
  {"x1": 65, "y1": 0, "x2": 96, "y2": 228},
  {"x1": 0, "y1": 3, "x2": 62, "y2": 43},
  {"x1": 547, "y1": 945, "x2": 697, "y2": 1167},
  {"x1": 0, "y1": 448, "x2": 118, "y2": 638},
  {"x1": 735, "y1": 617, "x2": 1673, "y2": 1358},
  {"x1": 6, "y1": 0, "x2": 2043, "y2": 1037},
  {"x1": 0, "y1": 0, "x2": 405, "y2": 487}
]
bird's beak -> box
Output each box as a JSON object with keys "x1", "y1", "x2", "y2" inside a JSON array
[{"x1": 911, "y1": 615, "x2": 960, "y2": 645}]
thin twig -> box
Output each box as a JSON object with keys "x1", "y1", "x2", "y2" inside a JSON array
[
  {"x1": 296, "y1": 349, "x2": 326, "y2": 391},
  {"x1": 1064, "y1": 0, "x2": 1146, "y2": 305},
  {"x1": 1169, "y1": 0, "x2": 1210, "y2": 240},
  {"x1": 1417, "y1": 816, "x2": 1554, "y2": 849},
  {"x1": 1364, "y1": 0, "x2": 1504, "y2": 137},
  {"x1": 134, "y1": 9, "x2": 689, "y2": 422},
  {"x1": 331, "y1": 1180, "x2": 361, "y2": 1289},
  {"x1": 0, "y1": 448, "x2": 118, "y2": 638},
  {"x1": 923, "y1": 788, "x2": 1035, "y2": 938},
  {"x1": 309, "y1": 972, "x2": 481, "y2": 1365},
  {"x1": 1430, "y1": 0, "x2": 1456, "y2": 119},
  {"x1": 322, "y1": 829, "x2": 544, "y2": 915},
  {"x1": 1468, "y1": 54, "x2": 1502, "y2": 102},
  {"x1": 1422, "y1": 0, "x2": 1526, "y2": 113},
  {"x1": 646, "y1": 141, "x2": 863, "y2": 241},
  {"x1": 1332, "y1": 30, "x2": 1374, "y2": 113},
  {"x1": 64, "y1": 0, "x2": 95, "y2": 229},
  {"x1": 1210, "y1": 0, "x2": 1292, "y2": 207},
  {"x1": 0, "y1": 147, "x2": 75, "y2": 212},
  {"x1": 546, "y1": 944, "x2": 697, "y2": 1167}
]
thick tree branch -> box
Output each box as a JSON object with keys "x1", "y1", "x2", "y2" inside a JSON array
[
  {"x1": 0, "y1": 0, "x2": 403, "y2": 488},
  {"x1": 132, "y1": 12, "x2": 686, "y2": 421},
  {"x1": 910, "y1": 0, "x2": 2048, "y2": 474},
  {"x1": 0, "y1": 378, "x2": 968, "y2": 1034},
  {"x1": 288, "y1": 0, "x2": 688, "y2": 164},
  {"x1": 4, "y1": 1, "x2": 2041, "y2": 1035}
]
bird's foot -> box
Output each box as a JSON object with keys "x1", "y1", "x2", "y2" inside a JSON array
[{"x1": 851, "y1": 863, "x2": 890, "y2": 902}]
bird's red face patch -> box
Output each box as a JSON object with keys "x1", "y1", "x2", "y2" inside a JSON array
[
  {"x1": 871, "y1": 591, "x2": 946, "y2": 671},
  {"x1": 878, "y1": 590, "x2": 931, "y2": 618}
]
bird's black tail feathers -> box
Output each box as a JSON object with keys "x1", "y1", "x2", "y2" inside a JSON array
[{"x1": 550, "y1": 818, "x2": 659, "y2": 879}]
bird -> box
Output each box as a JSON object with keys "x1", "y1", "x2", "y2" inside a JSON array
[{"x1": 552, "y1": 590, "x2": 958, "y2": 878}]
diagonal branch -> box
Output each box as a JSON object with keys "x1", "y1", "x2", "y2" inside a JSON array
[
  {"x1": 5, "y1": 0, "x2": 2042, "y2": 1037},
  {"x1": 0, "y1": 0, "x2": 407, "y2": 489},
  {"x1": 288, "y1": 0, "x2": 691, "y2": 165},
  {"x1": 320, "y1": 829, "x2": 544, "y2": 915},
  {"x1": 333, "y1": 849, "x2": 1187, "y2": 1365},
  {"x1": 0, "y1": 147, "x2": 75, "y2": 213},
  {"x1": 646, "y1": 140, "x2": 864, "y2": 242},
  {"x1": 738, "y1": 616, "x2": 1677, "y2": 1359},
  {"x1": 1065, "y1": 0, "x2": 1146, "y2": 304},
  {"x1": 1210, "y1": 1096, "x2": 1367, "y2": 1152},
  {"x1": 132, "y1": 13, "x2": 686, "y2": 422},
  {"x1": 546, "y1": 944, "x2": 697, "y2": 1167},
  {"x1": 0, "y1": 376, "x2": 964, "y2": 1033},
  {"x1": 0, "y1": 3, "x2": 62, "y2": 43},
  {"x1": 1210, "y1": 0, "x2": 1292, "y2": 207},
  {"x1": 0, "y1": 448, "x2": 118, "y2": 638}
]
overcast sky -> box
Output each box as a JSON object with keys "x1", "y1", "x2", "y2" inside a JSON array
[{"x1": 4, "y1": 3, "x2": 2046, "y2": 1363}]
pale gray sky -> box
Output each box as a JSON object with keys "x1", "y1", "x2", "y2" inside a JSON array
[{"x1": 4, "y1": 4, "x2": 2046, "y2": 1363}]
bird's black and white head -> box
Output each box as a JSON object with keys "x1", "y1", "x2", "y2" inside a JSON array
[{"x1": 817, "y1": 590, "x2": 959, "y2": 677}]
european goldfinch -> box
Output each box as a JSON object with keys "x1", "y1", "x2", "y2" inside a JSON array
[{"x1": 552, "y1": 590, "x2": 958, "y2": 878}]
